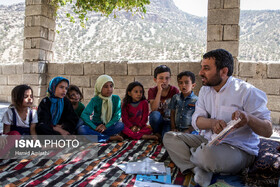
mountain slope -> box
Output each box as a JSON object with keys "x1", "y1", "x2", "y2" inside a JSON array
[{"x1": 0, "y1": 1, "x2": 279, "y2": 63}]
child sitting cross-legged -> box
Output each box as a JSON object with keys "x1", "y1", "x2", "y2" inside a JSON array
[
  {"x1": 78, "y1": 75, "x2": 124, "y2": 142},
  {"x1": 169, "y1": 71, "x2": 198, "y2": 133},
  {"x1": 121, "y1": 82, "x2": 158, "y2": 140}
]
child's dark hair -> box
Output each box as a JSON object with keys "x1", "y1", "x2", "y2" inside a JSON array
[
  {"x1": 123, "y1": 81, "x2": 146, "y2": 107},
  {"x1": 154, "y1": 65, "x2": 171, "y2": 78},
  {"x1": 11, "y1": 84, "x2": 33, "y2": 109},
  {"x1": 66, "y1": 85, "x2": 83, "y2": 101},
  {"x1": 177, "y1": 71, "x2": 196, "y2": 83}
]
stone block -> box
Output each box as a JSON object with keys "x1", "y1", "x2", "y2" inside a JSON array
[
  {"x1": 135, "y1": 76, "x2": 155, "y2": 90},
  {"x1": 247, "y1": 79, "x2": 280, "y2": 95},
  {"x1": 268, "y1": 95, "x2": 280, "y2": 112},
  {"x1": 179, "y1": 62, "x2": 201, "y2": 75},
  {"x1": 223, "y1": 25, "x2": 239, "y2": 41},
  {"x1": 22, "y1": 74, "x2": 47, "y2": 85},
  {"x1": 2, "y1": 65, "x2": 16, "y2": 75},
  {"x1": 0, "y1": 75, "x2": 7, "y2": 85},
  {"x1": 70, "y1": 76, "x2": 90, "y2": 87},
  {"x1": 31, "y1": 38, "x2": 53, "y2": 51},
  {"x1": 1, "y1": 85, "x2": 14, "y2": 95},
  {"x1": 24, "y1": 61, "x2": 47, "y2": 74},
  {"x1": 0, "y1": 95, "x2": 9, "y2": 103},
  {"x1": 32, "y1": 85, "x2": 47, "y2": 97},
  {"x1": 8, "y1": 75, "x2": 23, "y2": 85},
  {"x1": 105, "y1": 61, "x2": 127, "y2": 75},
  {"x1": 207, "y1": 25, "x2": 223, "y2": 41},
  {"x1": 45, "y1": 51, "x2": 54, "y2": 62},
  {"x1": 128, "y1": 62, "x2": 152, "y2": 76},
  {"x1": 0, "y1": 66, "x2": 2, "y2": 74},
  {"x1": 151, "y1": 63, "x2": 178, "y2": 77},
  {"x1": 47, "y1": 63, "x2": 64, "y2": 74},
  {"x1": 16, "y1": 64, "x2": 23, "y2": 74},
  {"x1": 65, "y1": 63, "x2": 84, "y2": 75},
  {"x1": 23, "y1": 49, "x2": 46, "y2": 61},
  {"x1": 24, "y1": 26, "x2": 48, "y2": 39},
  {"x1": 224, "y1": 0, "x2": 240, "y2": 8},
  {"x1": 255, "y1": 63, "x2": 267, "y2": 79},
  {"x1": 26, "y1": 0, "x2": 43, "y2": 5},
  {"x1": 170, "y1": 76, "x2": 178, "y2": 88},
  {"x1": 84, "y1": 62, "x2": 104, "y2": 75},
  {"x1": 34, "y1": 16, "x2": 56, "y2": 30},
  {"x1": 48, "y1": 30, "x2": 55, "y2": 41},
  {"x1": 208, "y1": 9, "x2": 240, "y2": 24},
  {"x1": 111, "y1": 76, "x2": 134, "y2": 89},
  {"x1": 83, "y1": 88, "x2": 94, "y2": 100},
  {"x1": 25, "y1": 4, "x2": 49, "y2": 17},
  {"x1": 239, "y1": 62, "x2": 256, "y2": 77},
  {"x1": 208, "y1": 0, "x2": 222, "y2": 9},
  {"x1": 207, "y1": 41, "x2": 239, "y2": 57},
  {"x1": 24, "y1": 39, "x2": 32, "y2": 49},
  {"x1": 194, "y1": 75, "x2": 203, "y2": 95},
  {"x1": 271, "y1": 111, "x2": 280, "y2": 125},
  {"x1": 90, "y1": 75, "x2": 101, "y2": 87},
  {"x1": 25, "y1": 16, "x2": 32, "y2": 27},
  {"x1": 113, "y1": 89, "x2": 126, "y2": 100},
  {"x1": 268, "y1": 63, "x2": 280, "y2": 78}
]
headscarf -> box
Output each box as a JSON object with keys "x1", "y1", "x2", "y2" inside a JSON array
[
  {"x1": 48, "y1": 76, "x2": 69, "y2": 126},
  {"x1": 94, "y1": 75, "x2": 114, "y2": 124}
]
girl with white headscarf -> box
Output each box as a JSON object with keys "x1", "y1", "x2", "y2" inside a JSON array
[{"x1": 78, "y1": 75, "x2": 124, "y2": 142}]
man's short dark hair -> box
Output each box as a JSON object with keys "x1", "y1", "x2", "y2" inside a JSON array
[
  {"x1": 177, "y1": 71, "x2": 195, "y2": 84},
  {"x1": 203, "y1": 49, "x2": 234, "y2": 76},
  {"x1": 154, "y1": 65, "x2": 171, "y2": 78}
]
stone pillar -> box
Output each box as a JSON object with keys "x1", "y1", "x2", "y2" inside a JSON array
[
  {"x1": 207, "y1": 0, "x2": 240, "y2": 59},
  {"x1": 23, "y1": 0, "x2": 56, "y2": 105}
]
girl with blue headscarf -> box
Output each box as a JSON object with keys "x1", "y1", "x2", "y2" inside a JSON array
[{"x1": 36, "y1": 77, "x2": 79, "y2": 135}]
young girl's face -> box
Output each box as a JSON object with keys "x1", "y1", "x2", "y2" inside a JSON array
[
  {"x1": 54, "y1": 81, "x2": 68, "y2": 99},
  {"x1": 68, "y1": 90, "x2": 80, "y2": 104},
  {"x1": 22, "y1": 89, "x2": 33, "y2": 108},
  {"x1": 101, "y1": 81, "x2": 114, "y2": 97},
  {"x1": 128, "y1": 86, "x2": 143, "y2": 102}
]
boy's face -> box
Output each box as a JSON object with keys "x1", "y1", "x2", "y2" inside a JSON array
[
  {"x1": 178, "y1": 76, "x2": 195, "y2": 97},
  {"x1": 154, "y1": 72, "x2": 171, "y2": 90}
]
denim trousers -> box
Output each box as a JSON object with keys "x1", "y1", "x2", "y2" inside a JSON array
[
  {"x1": 149, "y1": 111, "x2": 171, "y2": 138},
  {"x1": 77, "y1": 120, "x2": 124, "y2": 142}
]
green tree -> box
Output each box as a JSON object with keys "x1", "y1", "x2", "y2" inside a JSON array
[{"x1": 51, "y1": 0, "x2": 150, "y2": 27}]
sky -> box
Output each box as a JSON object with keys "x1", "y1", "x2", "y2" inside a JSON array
[{"x1": 1, "y1": 0, "x2": 280, "y2": 17}]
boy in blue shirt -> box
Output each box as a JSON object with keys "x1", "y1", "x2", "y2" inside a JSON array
[{"x1": 169, "y1": 71, "x2": 198, "y2": 133}]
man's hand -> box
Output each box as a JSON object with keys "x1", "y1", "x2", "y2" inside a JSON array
[
  {"x1": 96, "y1": 124, "x2": 106, "y2": 133},
  {"x1": 211, "y1": 120, "x2": 227, "y2": 134},
  {"x1": 232, "y1": 110, "x2": 249, "y2": 129}
]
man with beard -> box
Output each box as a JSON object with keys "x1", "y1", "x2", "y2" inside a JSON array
[{"x1": 163, "y1": 49, "x2": 272, "y2": 187}]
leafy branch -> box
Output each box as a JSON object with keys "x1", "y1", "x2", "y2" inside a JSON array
[{"x1": 50, "y1": 0, "x2": 150, "y2": 27}]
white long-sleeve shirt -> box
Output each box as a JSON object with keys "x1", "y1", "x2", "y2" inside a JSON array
[{"x1": 192, "y1": 76, "x2": 271, "y2": 155}]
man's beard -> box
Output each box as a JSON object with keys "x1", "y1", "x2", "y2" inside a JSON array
[{"x1": 201, "y1": 72, "x2": 222, "y2": 87}]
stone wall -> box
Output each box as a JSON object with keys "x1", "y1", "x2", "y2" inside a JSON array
[{"x1": 0, "y1": 61, "x2": 279, "y2": 125}]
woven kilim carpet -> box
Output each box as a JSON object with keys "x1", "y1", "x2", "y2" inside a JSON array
[{"x1": 0, "y1": 140, "x2": 191, "y2": 187}]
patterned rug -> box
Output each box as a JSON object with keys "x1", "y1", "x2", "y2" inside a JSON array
[{"x1": 0, "y1": 140, "x2": 191, "y2": 186}]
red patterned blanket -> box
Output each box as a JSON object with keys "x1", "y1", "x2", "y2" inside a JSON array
[{"x1": 0, "y1": 140, "x2": 186, "y2": 186}]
